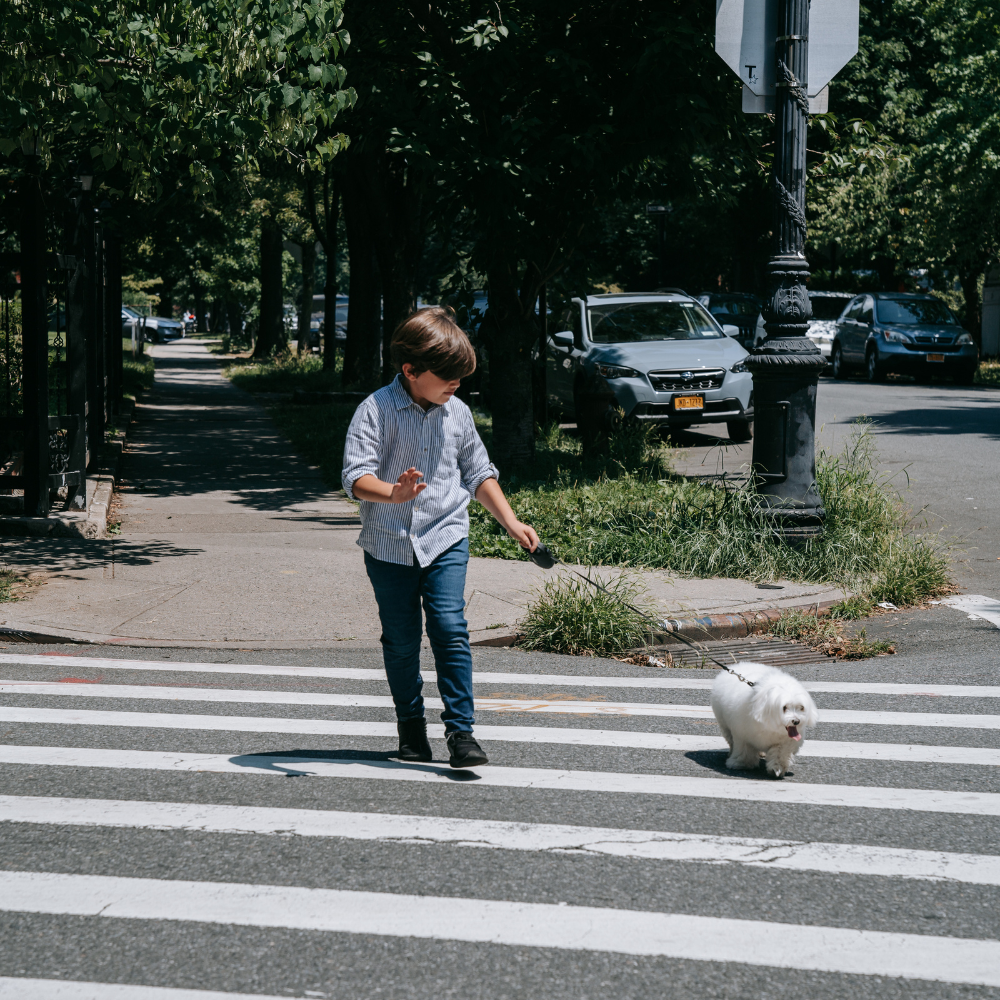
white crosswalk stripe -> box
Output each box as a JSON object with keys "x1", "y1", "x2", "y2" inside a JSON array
[
  {"x1": 2, "y1": 651, "x2": 999, "y2": 993},
  {"x1": 4, "y1": 652, "x2": 999, "y2": 697},
  {"x1": 5, "y1": 870, "x2": 1000, "y2": 987},
  {"x1": 0, "y1": 978, "x2": 303, "y2": 1000},
  {"x1": 4, "y1": 704, "x2": 999, "y2": 766},
  {"x1": 4, "y1": 744, "x2": 1000, "y2": 815},
  {"x1": 5, "y1": 679, "x2": 999, "y2": 728},
  {"x1": 4, "y1": 795, "x2": 1000, "y2": 886}
]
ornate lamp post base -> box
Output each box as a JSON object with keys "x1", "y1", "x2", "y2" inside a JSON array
[{"x1": 747, "y1": 254, "x2": 827, "y2": 544}]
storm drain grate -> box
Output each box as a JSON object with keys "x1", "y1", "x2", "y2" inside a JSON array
[{"x1": 651, "y1": 636, "x2": 831, "y2": 668}]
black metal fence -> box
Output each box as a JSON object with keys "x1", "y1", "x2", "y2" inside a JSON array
[{"x1": 0, "y1": 169, "x2": 123, "y2": 518}]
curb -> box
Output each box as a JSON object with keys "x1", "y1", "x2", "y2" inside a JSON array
[
  {"x1": 470, "y1": 599, "x2": 842, "y2": 648},
  {"x1": 0, "y1": 399, "x2": 135, "y2": 541}
]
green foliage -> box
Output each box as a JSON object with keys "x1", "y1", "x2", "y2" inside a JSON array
[
  {"x1": 518, "y1": 573, "x2": 653, "y2": 657},
  {"x1": 976, "y1": 360, "x2": 1000, "y2": 386},
  {"x1": 225, "y1": 352, "x2": 340, "y2": 394},
  {"x1": 471, "y1": 421, "x2": 951, "y2": 602},
  {"x1": 769, "y1": 609, "x2": 895, "y2": 660},
  {"x1": 1, "y1": 0, "x2": 356, "y2": 196}
]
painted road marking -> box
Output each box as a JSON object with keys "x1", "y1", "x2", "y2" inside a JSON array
[
  {"x1": 4, "y1": 795, "x2": 1000, "y2": 886},
  {"x1": 3, "y1": 653, "x2": 999, "y2": 698},
  {"x1": 4, "y1": 680, "x2": 1000, "y2": 729},
  {"x1": 0, "y1": 977, "x2": 304, "y2": 1000},
  {"x1": 2, "y1": 705, "x2": 998, "y2": 767},
  {"x1": 3, "y1": 745, "x2": 1000, "y2": 816},
  {"x1": 3, "y1": 871, "x2": 1000, "y2": 986}
]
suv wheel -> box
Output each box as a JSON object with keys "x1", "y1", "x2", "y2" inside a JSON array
[
  {"x1": 866, "y1": 347, "x2": 888, "y2": 383},
  {"x1": 727, "y1": 418, "x2": 753, "y2": 443},
  {"x1": 831, "y1": 343, "x2": 848, "y2": 379}
]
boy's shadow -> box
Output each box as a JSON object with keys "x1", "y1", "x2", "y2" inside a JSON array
[
  {"x1": 228, "y1": 747, "x2": 481, "y2": 781},
  {"x1": 684, "y1": 750, "x2": 795, "y2": 780}
]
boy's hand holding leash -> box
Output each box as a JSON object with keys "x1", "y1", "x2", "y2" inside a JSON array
[{"x1": 475, "y1": 477, "x2": 539, "y2": 554}]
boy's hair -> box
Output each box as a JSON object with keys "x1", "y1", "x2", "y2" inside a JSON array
[{"x1": 390, "y1": 306, "x2": 477, "y2": 381}]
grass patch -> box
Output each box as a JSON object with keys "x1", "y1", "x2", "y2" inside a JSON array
[
  {"x1": 225, "y1": 352, "x2": 342, "y2": 395},
  {"x1": 518, "y1": 573, "x2": 654, "y2": 657},
  {"x1": 975, "y1": 359, "x2": 1000, "y2": 387},
  {"x1": 122, "y1": 343, "x2": 154, "y2": 398},
  {"x1": 472, "y1": 420, "x2": 951, "y2": 606}
]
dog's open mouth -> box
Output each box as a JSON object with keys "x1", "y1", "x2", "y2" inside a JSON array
[{"x1": 786, "y1": 725, "x2": 801, "y2": 741}]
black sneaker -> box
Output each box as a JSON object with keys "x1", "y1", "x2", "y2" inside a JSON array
[
  {"x1": 397, "y1": 717, "x2": 432, "y2": 762},
  {"x1": 446, "y1": 731, "x2": 489, "y2": 768}
]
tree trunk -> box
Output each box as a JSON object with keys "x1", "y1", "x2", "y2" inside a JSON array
[
  {"x1": 194, "y1": 288, "x2": 207, "y2": 333},
  {"x1": 959, "y1": 269, "x2": 984, "y2": 347},
  {"x1": 479, "y1": 267, "x2": 540, "y2": 471},
  {"x1": 210, "y1": 298, "x2": 224, "y2": 333},
  {"x1": 342, "y1": 185, "x2": 382, "y2": 388},
  {"x1": 298, "y1": 239, "x2": 316, "y2": 355},
  {"x1": 253, "y1": 215, "x2": 285, "y2": 358},
  {"x1": 226, "y1": 301, "x2": 244, "y2": 346}
]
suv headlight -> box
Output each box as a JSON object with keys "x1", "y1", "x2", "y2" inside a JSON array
[
  {"x1": 729, "y1": 359, "x2": 749, "y2": 373},
  {"x1": 883, "y1": 328, "x2": 913, "y2": 344},
  {"x1": 596, "y1": 363, "x2": 640, "y2": 379},
  {"x1": 957, "y1": 332, "x2": 974, "y2": 345}
]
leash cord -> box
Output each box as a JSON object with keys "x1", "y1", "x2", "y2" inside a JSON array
[{"x1": 540, "y1": 551, "x2": 754, "y2": 686}]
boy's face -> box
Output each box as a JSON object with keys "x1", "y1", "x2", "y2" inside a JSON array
[{"x1": 402, "y1": 364, "x2": 461, "y2": 408}]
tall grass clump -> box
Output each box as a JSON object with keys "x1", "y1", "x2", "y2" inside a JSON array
[
  {"x1": 472, "y1": 421, "x2": 950, "y2": 607},
  {"x1": 225, "y1": 352, "x2": 341, "y2": 395},
  {"x1": 122, "y1": 345, "x2": 154, "y2": 398},
  {"x1": 518, "y1": 573, "x2": 653, "y2": 656}
]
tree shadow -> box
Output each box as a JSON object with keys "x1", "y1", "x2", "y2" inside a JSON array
[
  {"x1": 826, "y1": 403, "x2": 1000, "y2": 440},
  {"x1": 228, "y1": 747, "x2": 482, "y2": 781},
  {"x1": 0, "y1": 536, "x2": 205, "y2": 574}
]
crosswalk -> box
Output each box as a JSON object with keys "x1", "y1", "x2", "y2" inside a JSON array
[{"x1": 2, "y1": 650, "x2": 999, "y2": 997}]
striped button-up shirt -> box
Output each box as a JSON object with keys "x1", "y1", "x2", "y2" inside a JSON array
[{"x1": 342, "y1": 375, "x2": 499, "y2": 567}]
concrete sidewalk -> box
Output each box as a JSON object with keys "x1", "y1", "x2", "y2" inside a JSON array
[{"x1": 0, "y1": 341, "x2": 844, "y2": 648}]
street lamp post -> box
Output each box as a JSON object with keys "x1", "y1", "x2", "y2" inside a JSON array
[{"x1": 744, "y1": 0, "x2": 826, "y2": 542}]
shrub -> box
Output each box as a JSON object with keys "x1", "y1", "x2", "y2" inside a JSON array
[{"x1": 518, "y1": 573, "x2": 653, "y2": 657}]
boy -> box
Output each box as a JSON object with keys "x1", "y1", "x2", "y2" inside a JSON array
[{"x1": 342, "y1": 306, "x2": 539, "y2": 768}]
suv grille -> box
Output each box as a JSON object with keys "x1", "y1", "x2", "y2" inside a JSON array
[{"x1": 648, "y1": 368, "x2": 726, "y2": 392}]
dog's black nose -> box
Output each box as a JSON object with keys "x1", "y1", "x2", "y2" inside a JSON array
[{"x1": 792, "y1": 718, "x2": 800, "y2": 725}]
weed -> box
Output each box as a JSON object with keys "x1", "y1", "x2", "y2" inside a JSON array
[
  {"x1": 122, "y1": 346, "x2": 154, "y2": 398},
  {"x1": 975, "y1": 359, "x2": 1000, "y2": 387},
  {"x1": 518, "y1": 573, "x2": 654, "y2": 657},
  {"x1": 768, "y1": 609, "x2": 895, "y2": 659},
  {"x1": 0, "y1": 570, "x2": 21, "y2": 603},
  {"x1": 225, "y1": 353, "x2": 342, "y2": 395}
]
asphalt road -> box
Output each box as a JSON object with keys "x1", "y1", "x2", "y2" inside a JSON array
[
  {"x1": 1, "y1": 610, "x2": 998, "y2": 999},
  {"x1": 671, "y1": 374, "x2": 1000, "y2": 594}
]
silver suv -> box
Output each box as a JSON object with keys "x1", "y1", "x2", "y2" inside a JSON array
[{"x1": 546, "y1": 292, "x2": 754, "y2": 442}]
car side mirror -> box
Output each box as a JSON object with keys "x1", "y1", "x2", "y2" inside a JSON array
[
  {"x1": 552, "y1": 330, "x2": 574, "y2": 348},
  {"x1": 722, "y1": 324, "x2": 740, "y2": 338}
]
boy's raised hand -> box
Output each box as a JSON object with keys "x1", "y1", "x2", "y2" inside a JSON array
[{"x1": 390, "y1": 467, "x2": 427, "y2": 504}]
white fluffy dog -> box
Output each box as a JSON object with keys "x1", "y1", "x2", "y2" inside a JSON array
[{"x1": 710, "y1": 662, "x2": 818, "y2": 778}]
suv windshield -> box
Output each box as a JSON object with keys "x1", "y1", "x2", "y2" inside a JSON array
[
  {"x1": 876, "y1": 298, "x2": 957, "y2": 325},
  {"x1": 589, "y1": 301, "x2": 724, "y2": 343},
  {"x1": 810, "y1": 296, "x2": 852, "y2": 321}
]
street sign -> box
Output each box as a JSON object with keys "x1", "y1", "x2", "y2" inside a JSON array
[
  {"x1": 645, "y1": 204, "x2": 672, "y2": 216},
  {"x1": 715, "y1": 0, "x2": 858, "y2": 98}
]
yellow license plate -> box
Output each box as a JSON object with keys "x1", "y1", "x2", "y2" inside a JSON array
[
  {"x1": 674, "y1": 395, "x2": 704, "y2": 410},
  {"x1": 927, "y1": 353, "x2": 945, "y2": 363}
]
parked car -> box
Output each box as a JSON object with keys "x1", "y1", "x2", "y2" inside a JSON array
[
  {"x1": 830, "y1": 292, "x2": 978, "y2": 383},
  {"x1": 121, "y1": 306, "x2": 142, "y2": 339},
  {"x1": 141, "y1": 315, "x2": 185, "y2": 343},
  {"x1": 696, "y1": 292, "x2": 761, "y2": 349},
  {"x1": 547, "y1": 292, "x2": 754, "y2": 442},
  {"x1": 806, "y1": 291, "x2": 855, "y2": 358}
]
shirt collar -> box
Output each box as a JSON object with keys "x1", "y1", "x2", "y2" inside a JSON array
[{"x1": 389, "y1": 373, "x2": 447, "y2": 414}]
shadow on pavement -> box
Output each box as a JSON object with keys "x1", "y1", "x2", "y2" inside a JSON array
[{"x1": 229, "y1": 748, "x2": 480, "y2": 780}]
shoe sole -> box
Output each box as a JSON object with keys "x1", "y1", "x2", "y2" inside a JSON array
[{"x1": 449, "y1": 756, "x2": 489, "y2": 769}]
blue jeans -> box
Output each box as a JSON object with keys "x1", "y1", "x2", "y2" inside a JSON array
[{"x1": 364, "y1": 538, "x2": 474, "y2": 734}]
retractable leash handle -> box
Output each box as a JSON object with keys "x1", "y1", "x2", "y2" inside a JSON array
[{"x1": 527, "y1": 539, "x2": 754, "y2": 684}]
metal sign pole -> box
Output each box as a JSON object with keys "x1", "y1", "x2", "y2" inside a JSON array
[{"x1": 744, "y1": 0, "x2": 826, "y2": 542}]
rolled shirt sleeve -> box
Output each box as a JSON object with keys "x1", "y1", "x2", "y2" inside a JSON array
[
  {"x1": 457, "y1": 406, "x2": 499, "y2": 498},
  {"x1": 341, "y1": 400, "x2": 382, "y2": 501}
]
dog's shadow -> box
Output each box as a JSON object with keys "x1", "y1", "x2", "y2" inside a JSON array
[
  {"x1": 684, "y1": 750, "x2": 795, "y2": 781},
  {"x1": 228, "y1": 747, "x2": 481, "y2": 782}
]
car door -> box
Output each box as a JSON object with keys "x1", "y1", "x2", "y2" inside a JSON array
[
  {"x1": 838, "y1": 297, "x2": 864, "y2": 360},
  {"x1": 547, "y1": 306, "x2": 582, "y2": 414},
  {"x1": 854, "y1": 296, "x2": 875, "y2": 359}
]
